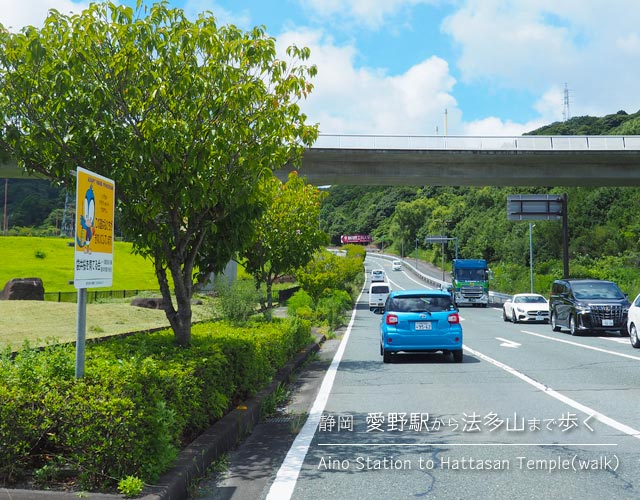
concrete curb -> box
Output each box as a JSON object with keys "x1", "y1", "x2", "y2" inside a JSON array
[{"x1": 0, "y1": 334, "x2": 325, "y2": 500}]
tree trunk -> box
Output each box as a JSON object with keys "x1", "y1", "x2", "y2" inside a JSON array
[
  {"x1": 266, "y1": 277, "x2": 273, "y2": 309},
  {"x1": 155, "y1": 259, "x2": 192, "y2": 347}
]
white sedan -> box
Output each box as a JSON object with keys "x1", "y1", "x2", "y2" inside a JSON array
[
  {"x1": 502, "y1": 293, "x2": 550, "y2": 323},
  {"x1": 627, "y1": 293, "x2": 640, "y2": 348}
]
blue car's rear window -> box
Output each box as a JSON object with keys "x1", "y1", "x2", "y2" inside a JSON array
[{"x1": 389, "y1": 295, "x2": 451, "y2": 312}]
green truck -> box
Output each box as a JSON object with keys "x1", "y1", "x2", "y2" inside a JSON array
[{"x1": 451, "y1": 258, "x2": 490, "y2": 307}]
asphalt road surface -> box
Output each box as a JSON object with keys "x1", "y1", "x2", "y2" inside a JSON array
[{"x1": 191, "y1": 255, "x2": 640, "y2": 500}]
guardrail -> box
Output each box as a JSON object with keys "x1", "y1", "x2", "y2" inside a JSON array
[{"x1": 313, "y1": 134, "x2": 640, "y2": 151}]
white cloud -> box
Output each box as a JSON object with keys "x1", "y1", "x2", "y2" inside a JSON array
[
  {"x1": 299, "y1": 0, "x2": 434, "y2": 30},
  {"x1": 443, "y1": 0, "x2": 640, "y2": 119},
  {"x1": 0, "y1": 0, "x2": 88, "y2": 31},
  {"x1": 462, "y1": 116, "x2": 546, "y2": 136},
  {"x1": 277, "y1": 28, "x2": 460, "y2": 135}
]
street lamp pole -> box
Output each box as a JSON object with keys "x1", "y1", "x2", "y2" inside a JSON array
[
  {"x1": 529, "y1": 223, "x2": 535, "y2": 293},
  {"x1": 440, "y1": 220, "x2": 451, "y2": 282}
]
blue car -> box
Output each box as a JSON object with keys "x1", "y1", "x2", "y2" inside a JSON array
[{"x1": 377, "y1": 289, "x2": 463, "y2": 363}]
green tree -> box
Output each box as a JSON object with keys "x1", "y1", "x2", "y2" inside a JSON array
[
  {"x1": 391, "y1": 198, "x2": 435, "y2": 256},
  {"x1": 0, "y1": 2, "x2": 318, "y2": 346},
  {"x1": 242, "y1": 172, "x2": 328, "y2": 309}
]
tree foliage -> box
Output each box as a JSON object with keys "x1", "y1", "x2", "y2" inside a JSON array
[
  {"x1": 0, "y1": 1, "x2": 318, "y2": 345},
  {"x1": 241, "y1": 171, "x2": 328, "y2": 308}
]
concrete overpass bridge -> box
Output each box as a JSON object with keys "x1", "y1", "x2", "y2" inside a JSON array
[
  {"x1": 278, "y1": 134, "x2": 640, "y2": 186},
  {"x1": 3, "y1": 134, "x2": 640, "y2": 187}
]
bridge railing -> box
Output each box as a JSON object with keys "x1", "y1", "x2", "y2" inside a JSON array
[{"x1": 313, "y1": 134, "x2": 640, "y2": 151}]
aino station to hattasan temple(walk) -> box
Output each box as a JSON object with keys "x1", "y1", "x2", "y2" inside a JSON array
[{"x1": 3, "y1": 134, "x2": 640, "y2": 187}]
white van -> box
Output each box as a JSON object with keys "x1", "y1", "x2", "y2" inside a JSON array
[{"x1": 369, "y1": 282, "x2": 391, "y2": 311}]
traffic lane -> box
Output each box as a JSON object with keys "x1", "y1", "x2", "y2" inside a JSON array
[
  {"x1": 366, "y1": 256, "x2": 438, "y2": 291},
  {"x1": 460, "y1": 306, "x2": 640, "y2": 438},
  {"x1": 286, "y1": 296, "x2": 637, "y2": 499}
]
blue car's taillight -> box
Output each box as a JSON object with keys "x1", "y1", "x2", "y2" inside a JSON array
[
  {"x1": 386, "y1": 314, "x2": 398, "y2": 325},
  {"x1": 448, "y1": 313, "x2": 460, "y2": 324}
]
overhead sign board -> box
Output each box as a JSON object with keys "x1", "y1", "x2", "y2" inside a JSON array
[
  {"x1": 424, "y1": 235, "x2": 449, "y2": 243},
  {"x1": 341, "y1": 234, "x2": 372, "y2": 244},
  {"x1": 74, "y1": 167, "x2": 115, "y2": 288},
  {"x1": 507, "y1": 194, "x2": 564, "y2": 221}
]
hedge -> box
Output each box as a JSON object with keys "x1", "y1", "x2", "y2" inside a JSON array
[{"x1": 0, "y1": 316, "x2": 312, "y2": 491}]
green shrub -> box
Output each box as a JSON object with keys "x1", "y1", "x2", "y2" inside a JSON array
[
  {"x1": 0, "y1": 317, "x2": 312, "y2": 491},
  {"x1": 215, "y1": 279, "x2": 261, "y2": 323},
  {"x1": 287, "y1": 289, "x2": 315, "y2": 316},
  {"x1": 316, "y1": 289, "x2": 353, "y2": 330},
  {"x1": 118, "y1": 475, "x2": 145, "y2": 498}
]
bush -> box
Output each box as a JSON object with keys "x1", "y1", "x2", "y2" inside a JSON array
[
  {"x1": 287, "y1": 289, "x2": 315, "y2": 316},
  {"x1": 316, "y1": 289, "x2": 353, "y2": 330},
  {"x1": 215, "y1": 279, "x2": 261, "y2": 323},
  {"x1": 295, "y1": 249, "x2": 364, "y2": 302},
  {"x1": 0, "y1": 317, "x2": 312, "y2": 491}
]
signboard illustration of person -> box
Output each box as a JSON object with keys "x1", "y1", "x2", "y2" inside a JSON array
[{"x1": 76, "y1": 184, "x2": 95, "y2": 253}]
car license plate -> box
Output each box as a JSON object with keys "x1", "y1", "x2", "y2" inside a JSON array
[
  {"x1": 536, "y1": 315, "x2": 544, "y2": 321},
  {"x1": 602, "y1": 319, "x2": 614, "y2": 327},
  {"x1": 415, "y1": 321, "x2": 432, "y2": 331}
]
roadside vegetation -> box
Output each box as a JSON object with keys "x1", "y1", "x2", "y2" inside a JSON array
[{"x1": 0, "y1": 244, "x2": 365, "y2": 492}]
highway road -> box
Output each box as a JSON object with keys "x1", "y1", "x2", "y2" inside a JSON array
[{"x1": 195, "y1": 255, "x2": 640, "y2": 500}]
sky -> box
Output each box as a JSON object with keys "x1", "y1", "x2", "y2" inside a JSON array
[{"x1": 1, "y1": 0, "x2": 639, "y2": 136}]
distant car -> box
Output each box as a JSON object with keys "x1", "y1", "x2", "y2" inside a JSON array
[
  {"x1": 627, "y1": 293, "x2": 640, "y2": 348},
  {"x1": 392, "y1": 260, "x2": 402, "y2": 271},
  {"x1": 371, "y1": 269, "x2": 385, "y2": 282},
  {"x1": 549, "y1": 279, "x2": 630, "y2": 336},
  {"x1": 502, "y1": 293, "x2": 549, "y2": 323},
  {"x1": 369, "y1": 282, "x2": 391, "y2": 311},
  {"x1": 377, "y1": 289, "x2": 463, "y2": 363}
]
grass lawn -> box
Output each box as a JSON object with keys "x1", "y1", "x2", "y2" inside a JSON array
[
  {"x1": 0, "y1": 297, "x2": 217, "y2": 350},
  {"x1": 0, "y1": 236, "x2": 161, "y2": 292}
]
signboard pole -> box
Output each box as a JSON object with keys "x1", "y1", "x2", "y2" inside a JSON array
[{"x1": 75, "y1": 288, "x2": 87, "y2": 378}]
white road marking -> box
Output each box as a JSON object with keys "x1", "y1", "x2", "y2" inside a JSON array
[
  {"x1": 496, "y1": 337, "x2": 521, "y2": 348},
  {"x1": 463, "y1": 345, "x2": 640, "y2": 441},
  {"x1": 521, "y1": 330, "x2": 640, "y2": 361},
  {"x1": 265, "y1": 289, "x2": 362, "y2": 499},
  {"x1": 598, "y1": 336, "x2": 631, "y2": 345}
]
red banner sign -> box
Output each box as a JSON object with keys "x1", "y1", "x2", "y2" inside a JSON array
[{"x1": 340, "y1": 234, "x2": 372, "y2": 244}]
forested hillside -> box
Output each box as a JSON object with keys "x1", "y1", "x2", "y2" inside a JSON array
[{"x1": 318, "y1": 109, "x2": 640, "y2": 296}]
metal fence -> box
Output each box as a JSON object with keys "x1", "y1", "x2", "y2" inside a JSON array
[{"x1": 44, "y1": 289, "x2": 159, "y2": 304}]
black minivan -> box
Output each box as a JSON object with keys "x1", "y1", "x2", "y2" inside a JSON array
[{"x1": 549, "y1": 279, "x2": 630, "y2": 336}]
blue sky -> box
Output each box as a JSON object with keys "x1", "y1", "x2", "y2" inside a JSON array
[{"x1": 2, "y1": 0, "x2": 640, "y2": 136}]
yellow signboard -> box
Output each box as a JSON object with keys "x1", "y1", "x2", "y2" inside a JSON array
[{"x1": 74, "y1": 167, "x2": 115, "y2": 288}]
